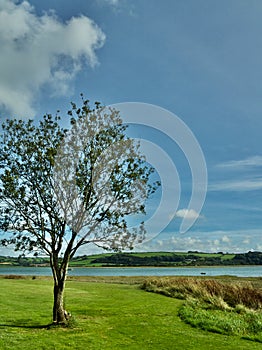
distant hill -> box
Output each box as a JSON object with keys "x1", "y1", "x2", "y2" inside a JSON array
[
  {"x1": 69, "y1": 251, "x2": 262, "y2": 267},
  {"x1": 1, "y1": 251, "x2": 262, "y2": 267}
]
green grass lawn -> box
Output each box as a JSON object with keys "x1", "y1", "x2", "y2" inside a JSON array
[{"x1": 0, "y1": 277, "x2": 261, "y2": 349}]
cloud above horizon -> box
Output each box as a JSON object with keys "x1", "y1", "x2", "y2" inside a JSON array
[
  {"x1": 209, "y1": 178, "x2": 262, "y2": 192},
  {"x1": 175, "y1": 209, "x2": 201, "y2": 220},
  {"x1": 135, "y1": 229, "x2": 262, "y2": 254},
  {"x1": 216, "y1": 156, "x2": 262, "y2": 169},
  {"x1": 101, "y1": 0, "x2": 121, "y2": 6},
  {"x1": 0, "y1": 0, "x2": 105, "y2": 117}
]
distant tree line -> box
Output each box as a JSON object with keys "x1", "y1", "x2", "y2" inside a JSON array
[
  {"x1": 0, "y1": 256, "x2": 49, "y2": 266},
  {"x1": 90, "y1": 251, "x2": 262, "y2": 267},
  {"x1": 231, "y1": 251, "x2": 262, "y2": 265},
  {"x1": 91, "y1": 253, "x2": 186, "y2": 266},
  {"x1": 1, "y1": 251, "x2": 262, "y2": 267}
]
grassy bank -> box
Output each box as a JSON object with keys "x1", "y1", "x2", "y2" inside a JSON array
[
  {"x1": 1, "y1": 276, "x2": 262, "y2": 349},
  {"x1": 142, "y1": 276, "x2": 262, "y2": 343}
]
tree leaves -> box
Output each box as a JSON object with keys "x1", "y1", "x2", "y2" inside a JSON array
[{"x1": 0, "y1": 97, "x2": 159, "y2": 259}]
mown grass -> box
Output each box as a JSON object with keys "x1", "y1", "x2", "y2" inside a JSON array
[
  {"x1": 142, "y1": 276, "x2": 262, "y2": 342},
  {"x1": 1, "y1": 276, "x2": 262, "y2": 349}
]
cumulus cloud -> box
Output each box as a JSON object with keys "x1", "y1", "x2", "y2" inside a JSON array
[
  {"x1": 175, "y1": 209, "x2": 201, "y2": 220},
  {"x1": 243, "y1": 238, "x2": 250, "y2": 245},
  {"x1": 136, "y1": 229, "x2": 262, "y2": 253},
  {"x1": 0, "y1": 0, "x2": 105, "y2": 117},
  {"x1": 221, "y1": 235, "x2": 230, "y2": 243}
]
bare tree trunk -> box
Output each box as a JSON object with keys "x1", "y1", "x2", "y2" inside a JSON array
[
  {"x1": 53, "y1": 279, "x2": 67, "y2": 324},
  {"x1": 50, "y1": 254, "x2": 70, "y2": 324},
  {"x1": 50, "y1": 230, "x2": 76, "y2": 324}
]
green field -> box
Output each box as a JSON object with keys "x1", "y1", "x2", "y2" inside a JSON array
[
  {"x1": 68, "y1": 251, "x2": 237, "y2": 267},
  {"x1": 3, "y1": 251, "x2": 261, "y2": 267},
  {"x1": 0, "y1": 276, "x2": 262, "y2": 349}
]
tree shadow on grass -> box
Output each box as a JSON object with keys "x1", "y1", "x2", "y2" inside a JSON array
[
  {"x1": 0, "y1": 322, "x2": 53, "y2": 329},
  {"x1": 0, "y1": 319, "x2": 75, "y2": 329}
]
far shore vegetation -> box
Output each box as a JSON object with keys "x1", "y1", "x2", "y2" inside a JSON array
[{"x1": 1, "y1": 250, "x2": 262, "y2": 267}]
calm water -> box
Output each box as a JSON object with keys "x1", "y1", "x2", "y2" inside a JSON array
[{"x1": 0, "y1": 265, "x2": 262, "y2": 277}]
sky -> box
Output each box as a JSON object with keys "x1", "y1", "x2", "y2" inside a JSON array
[{"x1": 1, "y1": 0, "x2": 262, "y2": 254}]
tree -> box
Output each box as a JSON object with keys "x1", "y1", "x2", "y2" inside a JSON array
[{"x1": 0, "y1": 97, "x2": 158, "y2": 324}]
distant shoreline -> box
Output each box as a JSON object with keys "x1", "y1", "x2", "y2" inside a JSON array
[
  {"x1": 1, "y1": 251, "x2": 262, "y2": 268},
  {"x1": 1, "y1": 264, "x2": 262, "y2": 268}
]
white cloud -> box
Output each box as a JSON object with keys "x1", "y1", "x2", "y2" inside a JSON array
[
  {"x1": 175, "y1": 209, "x2": 201, "y2": 220},
  {"x1": 135, "y1": 229, "x2": 262, "y2": 253},
  {"x1": 213, "y1": 239, "x2": 220, "y2": 246},
  {"x1": 104, "y1": 0, "x2": 120, "y2": 5},
  {"x1": 243, "y1": 238, "x2": 250, "y2": 245},
  {"x1": 216, "y1": 156, "x2": 262, "y2": 169},
  {"x1": 0, "y1": 0, "x2": 105, "y2": 117},
  {"x1": 97, "y1": 0, "x2": 121, "y2": 7},
  {"x1": 221, "y1": 235, "x2": 230, "y2": 243},
  {"x1": 209, "y1": 179, "x2": 262, "y2": 192},
  {"x1": 212, "y1": 156, "x2": 262, "y2": 192}
]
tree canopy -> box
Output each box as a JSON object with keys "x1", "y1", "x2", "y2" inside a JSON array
[{"x1": 0, "y1": 97, "x2": 159, "y2": 324}]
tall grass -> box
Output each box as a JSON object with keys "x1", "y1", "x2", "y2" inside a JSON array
[
  {"x1": 142, "y1": 277, "x2": 262, "y2": 310},
  {"x1": 141, "y1": 277, "x2": 262, "y2": 342}
]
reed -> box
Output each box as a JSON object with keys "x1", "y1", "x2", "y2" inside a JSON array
[{"x1": 141, "y1": 277, "x2": 262, "y2": 310}]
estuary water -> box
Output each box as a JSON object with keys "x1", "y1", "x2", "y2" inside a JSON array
[{"x1": 0, "y1": 265, "x2": 262, "y2": 277}]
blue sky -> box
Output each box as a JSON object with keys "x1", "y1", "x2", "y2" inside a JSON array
[{"x1": 1, "y1": 0, "x2": 262, "y2": 254}]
